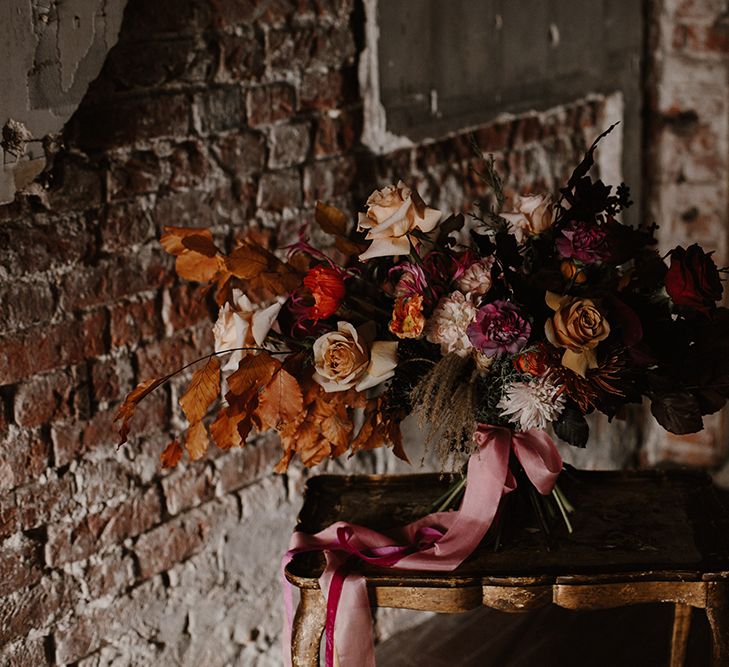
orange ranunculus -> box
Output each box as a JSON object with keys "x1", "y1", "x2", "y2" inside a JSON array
[
  {"x1": 389, "y1": 295, "x2": 425, "y2": 339},
  {"x1": 303, "y1": 266, "x2": 345, "y2": 319},
  {"x1": 514, "y1": 345, "x2": 550, "y2": 376}
]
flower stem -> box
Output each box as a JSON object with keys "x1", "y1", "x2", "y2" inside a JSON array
[{"x1": 552, "y1": 485, "x2": 574, "y2": 534}]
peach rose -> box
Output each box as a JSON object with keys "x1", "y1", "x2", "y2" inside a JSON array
[
  {"x1": 389, "y1": 295, "x2": 425, "y2": 339},
  {"x1": 213, "y1": 289, "x2": 285, "y2": 372},
  {"x1": 544, "y1": 292, "x2": 610, "y2": 377},
  {"x1": 501, "y1": 194, "x2": 555, "y2": 243},
  {"x1": 357, "y1": 181, "x2": 441, "y2": 261},
  {"x1": 312, "y1": 322, "x2": 398, "y2": 393}
]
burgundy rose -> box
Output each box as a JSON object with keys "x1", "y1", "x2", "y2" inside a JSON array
[
  {"x1": 467, "y1": 300, "x2": 531, "y2": 357},
  {"x1": 665, "y1": 244, "x2": 723, "y2": 316},
  {"x1": 556, "y1": 222, "x2": 610, "y2": 264}
]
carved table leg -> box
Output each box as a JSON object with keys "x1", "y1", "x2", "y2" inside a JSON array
[
  {"x1": 670, "y1": 603, "x2": 691, "y2": 667},
  {"x1": 292, "y1": 588, "x2": 326, "y2": 667},
  {"x1": 706, "y1": 581, "x2": 729, "y2": 667}
]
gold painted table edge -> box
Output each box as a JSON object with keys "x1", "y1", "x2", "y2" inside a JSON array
[{"x1": 285, "y1": 471, "x2": 729, "y2": 666}]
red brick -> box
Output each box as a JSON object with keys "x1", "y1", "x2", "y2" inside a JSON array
[
  {"x1": 217, "y1": 437, "x2": 280, "y2": 493},
  {"x1": 100, "y1": 200, "x2": 157, "y2": 251},
  {"x1": 109, "y1": 296, "x2": 164, "y2": 349},
  {"x1": 46, "y1": 158, "x2": 104, "y2": 211},
  {"x1": 267, "y1": 23, "x2": 355, "y2": 73},
  {"x1": 15, "y1": 474, "x2": 76, "y2": 530},
  {"x1": 0, "y1": 501, "x2": 18, "y2": 541},
  {"x1": 299, "y1": 67, "x2": 357, "y2": 111},
  {"x1": 168, "y1": 142, "x2": 211, "y2": 192},
  {"x1": 47, "y1": 487, "x2": 162, "y2": 566},
  {"x1": 59, "y1": 252, "x2": 167, "y2": 311},
  {"x1": 303, "y1": 155, "x2": 356, "y2": 205},
  {"x1": 161, "y1": 462, "x2": 215, "y2": 515},
  {"x1": 212, "y1": 130, "x2": 266, "y2": 177},
  {"x1": 13, "y1": 367, "x2": 82, "y2": 428},
  {"x1": 110, "y1": 387, "x2": 170, "y2": 447},
  {"x1": 0, "y1": 577, "x2": 70, "y2": 644},
  {"x1": 67, "y1": 94, "x2": 191, "y2": 151},
  {"x1": 78, "y1": 548, "x2": 135, "y2": 598},
  {"x1": 91, "y1": 355, "x2": 134, "y2": 404},
  {"x1": 163, "y1": 282, "x2": 212, "y2": 332},
  {"x1": 108, "y1": 151, "x2": 166, "y2": 200},
  {"x1": 0, "y1": 280, "x2": 56, "y2": 335},
  {"x1": 135, "y1": 325, "x2": 212, "y2": 379},
  {"x1": 0, "y1": 431, "x2": 49, "y2": 492},
  {"x1": 257, "y1": 169, "x2": 302, "y2": 210},
  {"x1": 76, "y1": 458, "x2": 135, "y2": 507},
  {"x1": 0, "y1": 216, "x2": 94, "y2": 276},
  {"x1": 211, "y1": 0, "x2": 303, "y2": 27},
  {"x1": 0, "y1": 312, "x2": 107, "y2": 387},
  {"x1": 194, "y1": 87, "x2": 244, "y2": 135},
  {"x1": 246, "y1": 83, "x2": 295, "y2": 126},
  {"x1": 0, "y1": 637, "x2": 49, "y2": 667},
  {"x1": 133, "y1": 508, "x2": 210, "y2": 578},
  {"x1": 269, "y1": 121, "x2": 311, "y2": 167},
  {"x1": 121, "y1": 0, "x2": 212, "y2": 35},
  {"x1": 216, "y1": 28, "x2": 265, "y2": 82},
  {"x1": 0, "y1": 535, "x2": 43, "y2": 597},
  {"x1": 104, "y1": 37, "x2": 212, "y2": 91},
  {"x1": 313, "y1": 111, "x2": 359, "y2": 157},
  {"x1": 51, "y1": 420, "x2": 84, "y2": 468}
]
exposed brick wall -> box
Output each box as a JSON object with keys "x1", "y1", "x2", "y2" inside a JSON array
[
  {"x1": 0, "y1": 0, "x2": 705, "y2": 664},
  {"x1": 644, "y1": 0, "x2": 729, "y2": 467}
]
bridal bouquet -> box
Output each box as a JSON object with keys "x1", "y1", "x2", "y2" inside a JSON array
[{"x1": 116, "y1": 126, "x2": 729, "y2": 493}]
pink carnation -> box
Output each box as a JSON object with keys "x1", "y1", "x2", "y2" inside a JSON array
[{"x1": 467, "y1": 300, "x2": 531, "y2": 357}]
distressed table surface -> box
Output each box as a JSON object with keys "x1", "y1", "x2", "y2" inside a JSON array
[{"x1": 285, "y1": 469, "x2": 729, "y2": 666}]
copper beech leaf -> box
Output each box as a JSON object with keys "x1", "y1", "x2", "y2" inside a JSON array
[
  {"x1": 225, "y1": 242, "x2": 302, "y2": 294},
  {"x1": 160, "y1": 440, "x2": 184, "y2": 468},
  {"x1": 315, "y1": 201, "x2": 366, "y2": 256},
  {"x1": 115, "y1": 377, "x2": 166, "y2": 445},
  {"x1": 227, "y1": 352, "x2": 281, "y2": 397},
  {"x1": 255, "y1": 369, "x2": 304, "y2": 430},
  {"x1": 210, "y1": 406, "x2": 243, "y2": 450},
  {"x1": 179, "y1": 356, "x2": 220, "y2": 424},
  {"x1": 161, "y1": 226, "x2": 222, "y2": 283},
  {"x1": 185, "y1": 421, "x2": 209, "y2": 460}
]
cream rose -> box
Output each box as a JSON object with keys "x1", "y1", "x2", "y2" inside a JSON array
[
  {"x1": 213, "y1": 289, "x2": 285, "y2": 372},
  {"x1": 544, "y1": 292, "x2": 610, "y2": 377},
  {"x1": 501, "y1": 194, "x2": 555, "y2": 244},
  {"x1": 357, "y1": 181, "x2": 441, "y2": 261},
  {"x1": 312, "y1": 321, "x2": 398, "y2": 393}
]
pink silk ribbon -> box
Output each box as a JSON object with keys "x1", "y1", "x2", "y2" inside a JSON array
[{"x1": 282, "y1": 425, "x2": 562, "y2": 667}]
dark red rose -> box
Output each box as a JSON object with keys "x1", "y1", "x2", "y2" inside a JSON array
[
  {"x1": 665, "y1": 244, "x2": 723, "y2": 316},
  {"x1": 556, "y1": 222, "x2": 611, "y2": 264}
]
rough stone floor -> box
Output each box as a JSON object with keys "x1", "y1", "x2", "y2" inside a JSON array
[{"x1": 376, "y1": 604, "x2": 712, "y2": 666}]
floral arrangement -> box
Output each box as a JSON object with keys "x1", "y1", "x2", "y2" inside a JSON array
[{"x1": 116, "y1": 126, "x2": 729, "y2": 495}]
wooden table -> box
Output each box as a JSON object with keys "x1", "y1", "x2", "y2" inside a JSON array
[{"x1": 284, "y1": 469, "x2": 729, "y2": 666}]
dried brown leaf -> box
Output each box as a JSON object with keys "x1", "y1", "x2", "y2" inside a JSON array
[
  {"x1": 210, "y1": 407, "x2": 243, "y2": 450},
  {"x1": 255, "y1": 369, "x2": 304, "y2": 431},
  {"x1": 179, "y1": 356, "x2": 220, "y2": 424},
  {"x1": 185, "y1": 421, "x2": 209, "y2": 460},
  {"x1": 315, "y1": 200, "x2": 349, "y2": 236},
  {"x1": 115, "y1": 377, "x2": 166, "y2": 445},
  {"x1": 226, "y1": 352, "x2": 281, "y2": 398},
  {"x1": 160, "y1": 440, "x2": 184, "y2": 468}
]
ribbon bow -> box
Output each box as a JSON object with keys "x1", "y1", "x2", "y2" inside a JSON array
[{"x1": 283, "y1": 425, "x2": 562, "y2": 667}]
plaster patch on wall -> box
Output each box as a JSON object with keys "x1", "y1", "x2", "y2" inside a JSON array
[
  {"x1": 0, "y1": 0, "x2": 128, "y2": 205},
  {"x1": 358, "y1": 0, "x2": 414, "y2": 155},
  {"x1": 595, "y1": 92, "x2": 625, "y2": 194}
]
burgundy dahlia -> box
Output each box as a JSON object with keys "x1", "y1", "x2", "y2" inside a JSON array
[
  {"x1": 556, "y1": 222, "x2": 610, "y2": 264},
  {"x1": 467, "y1": 300, "x2": 531, "y2": 357}
]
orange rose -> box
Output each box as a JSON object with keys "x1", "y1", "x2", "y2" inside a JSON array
[
  {"x1": 389, "y1": 295, "x2": 425, "y2": 339},
  {"x1": 560, "y1": 260, "x2": 587, "y2": 284},
  {"x1": 544, "y1": 292, "x2": 610, "y2": 377}
]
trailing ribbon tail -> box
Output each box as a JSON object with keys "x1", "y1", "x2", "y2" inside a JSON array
[{"x1": 282, "y1": 426, "x2": 562, "y2": 667}]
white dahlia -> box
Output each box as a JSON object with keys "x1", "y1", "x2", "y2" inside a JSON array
[
  {"x1": 497, "y1": 376, "x2": 566, "y2": 431},
  {"x1": 425, "y1": 291, "x2": 477, "y2": 357}
]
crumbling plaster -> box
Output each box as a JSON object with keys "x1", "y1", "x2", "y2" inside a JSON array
[{"x1": 0, "y1": 0, "x2": 127, "y2": 204}]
